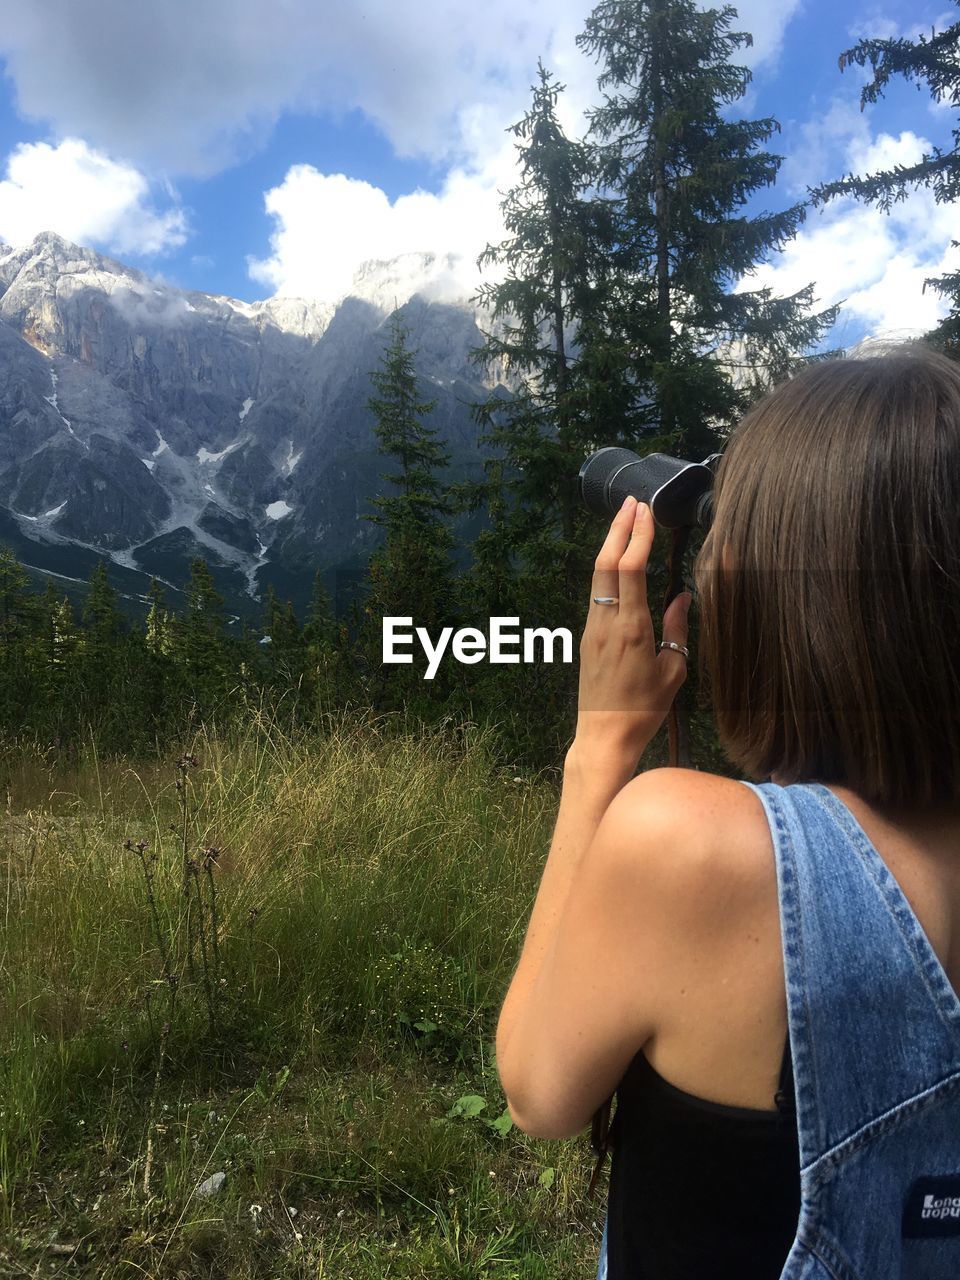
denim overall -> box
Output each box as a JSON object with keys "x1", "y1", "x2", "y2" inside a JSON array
[{"x1": 596, "y1": 779, "x2": 960, "y2": 1280}]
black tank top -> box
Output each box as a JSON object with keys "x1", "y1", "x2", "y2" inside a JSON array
[{"x1": 605, "y1": 1034, "x2": 801, "y2": 1279}]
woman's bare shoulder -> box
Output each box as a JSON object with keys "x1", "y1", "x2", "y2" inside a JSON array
[
  {"x1": 606, "y1": 769, "x2": 788, "y2": 1102},
  {"x1": 617, "y1": 766, "x2": 776, "y2": 897},
  {"x1": 627, "y1": 766, "x2": 768, "y2": 827}
]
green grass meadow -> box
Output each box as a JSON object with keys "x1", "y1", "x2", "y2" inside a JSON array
[{"x1": 0, "y1": 710, "x2": 606, "y2": 1278}]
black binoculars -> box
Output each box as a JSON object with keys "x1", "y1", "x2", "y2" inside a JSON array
[{"x1": 578, "y1": 447, "x2": 722, "y2": 530}]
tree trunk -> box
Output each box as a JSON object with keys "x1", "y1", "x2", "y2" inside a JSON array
[{"x1": 650, "y1": 0, "x2": 674, "y2": 440}]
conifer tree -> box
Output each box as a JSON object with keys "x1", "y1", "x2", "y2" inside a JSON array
[
  {"x1": 74, "y1": 559, "x2": 124, "y2": 724},
  {"x1": 141, "y1": 577, "x2": 176, "y2": 736},
  {"x1": 51, "y1": 596, "x2": 80, "y2": 691},
  {"x1": 39, "y1": 579, "x2": 58, "y2": 623},
  {"x1": 302, "y1": 569, "x2": 349, "y2": 710},
  {"x1": 362, "y1": 315, "x2": 457, "y2": 713},
  {"x1": 456, "y1": 455, "x2": 517, "y2": 620},
  {"x1": 35, "y1": 583, "x2": 79, "y2": 709},
  {"x1": 260, "y1": 585, "x2": 301, "y2": 654},
  {"x1": 302, "y1": 570, "x2": 339, "y2": 653},
  {"x1": 807, "y1": 8, "x2": 960, "y2": 350},
  {"x1": 145, "y1": 578, "x2": 175, "y2": 658},
  {"x1": 0, "y1": 548, "x2": 40, "y2": 723},
  {"x1": 258, "y1": 584, "x2": 280, "y2": 652},
  {"x1": 469, "y1": 63, "x2": 612, "y2": 618},
  {"x1": 82, "y1": 561, "x2": 121, "y2": 658},
  {"x1": 178, "y1": 559, "x2": 231, "y2": 714},
  {"x1": 0, "y1": 546, "x2": 36, "y2": 652},
  {"x1": 258, "y1": 584, "x2": 304, "y2": 695},
  {"x1": 577, "y1": 0, "x2": 842, "y2": 454}
]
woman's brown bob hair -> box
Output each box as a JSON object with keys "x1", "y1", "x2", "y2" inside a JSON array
[{"x1": 692, "y1": 340, "x2": 960, "y2": 811}]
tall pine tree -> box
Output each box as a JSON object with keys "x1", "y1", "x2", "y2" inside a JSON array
[
  {"x1": 82, "y1": 561, "x2": 121, "y2": 657},
  {"x1": 35, "y1": 583, "x2": 80, "y2": 715},
  {"x1": 463, "y1": 66, "x2": 620, "y2": 761},
  {"x1": 362, "y1": 314, "x2": 457, "y2": 715},
  {"x1": 302, "y1": 569, "x2": 350, "y2": 712},
  {"x1": 577, "y1": 0, "x2": 842, "y2": 454},
  {"x1": 145, "y1": 577, "x2": 176, "y2": 658},
  {"x1": 469, "y1": 63, "x2": 612, "y2": 614},
  {"x1": 77, "y1": 560, "x2": 124, "y2": 723},
  {"x1": 0, "y1": 547, "x2": 40, "y2": 724},
  {"x1": 177, "y1": 559, "x2": 232, "y2": 717}
]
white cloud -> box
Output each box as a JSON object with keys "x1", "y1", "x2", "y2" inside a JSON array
[
  {"x1": 846, "y1": 9, "x2": 955, "y2": 42},
  {"x1": 0, "y1": 0, "x2": 583, "y2": 175},
  {"x1": 0, "y1": 138, "x2": 187, "y2": 255},
  {"x1": 244, "y1": 0, "x2": 804, "y2": 305},
  {"x1": 0, "y1": 0, "x2": 804, "y2": 176},
  {"x1": 731, "y1": 0, "x2": 806, "y2": 64},
  {"x1": 0, "y1": 0, "x2": 805, "y2": 295},
  {"x1": 247, "y1": 149, "x2": 513, "y2": 305},
  {"x1": 846, "y1": 14, "x2": 900, "y2": 41},
  {"x1": 780, "y1": 97, "x2": 873, "y2": 198},
  {"x1": 737, "y1": 126, "x2": 960, "y2": 341}
]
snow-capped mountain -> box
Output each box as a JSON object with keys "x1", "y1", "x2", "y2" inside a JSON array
[{"x1": 0, "y1": 232, "x2": 500, "y2": 613}]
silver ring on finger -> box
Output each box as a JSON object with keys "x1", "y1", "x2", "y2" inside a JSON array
[
  {"x1": 593, "y1": 596, "x2": 620, "y2": 606},
  {"x1": 658, "y1": 640, "x2": 690, "y2": 659}
]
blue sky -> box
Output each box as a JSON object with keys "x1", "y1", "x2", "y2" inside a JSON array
[{"x1": 0, "y1": 0, "x2": 957, "y2": 350}]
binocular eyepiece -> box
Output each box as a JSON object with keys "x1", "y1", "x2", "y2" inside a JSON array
[{"x1": 578, "y1": 446, "x2": 721, "y2": 530}]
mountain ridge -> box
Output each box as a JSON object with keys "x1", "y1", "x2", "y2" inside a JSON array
[{"x1": 0, "y1": 232, "x2": 499, "y2": 617}]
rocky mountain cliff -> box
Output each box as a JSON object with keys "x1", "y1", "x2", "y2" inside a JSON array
[{"x1": 0, "y1": 232, "x2": 504, "y2": 617}]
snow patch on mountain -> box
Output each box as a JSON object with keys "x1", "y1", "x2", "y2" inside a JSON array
[
  {"x1": 44, "y1": 368, "x2": 79, "y2": 440},
  {"x1": 197, "y1": 438, "x2": 244, "y2": 465},
  {"x1": 281, "y1": 441, "x2": 302, "y2": 475}
]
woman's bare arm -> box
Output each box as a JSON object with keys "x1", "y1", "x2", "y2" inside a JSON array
[{"x1": 495, "y1": 745, "x2": 637, "y2": 1071}]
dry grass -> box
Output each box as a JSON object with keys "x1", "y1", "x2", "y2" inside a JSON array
[{"x1": 0, "y1": 708, "x2": 606, "y2": 1278}]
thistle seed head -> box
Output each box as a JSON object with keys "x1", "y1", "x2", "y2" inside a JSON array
[{"x1": 201, "y1": 845, "x2": 221, "y2": 871}]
